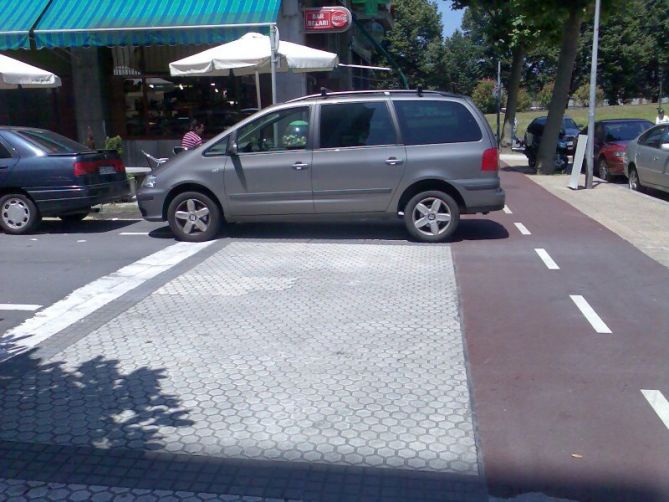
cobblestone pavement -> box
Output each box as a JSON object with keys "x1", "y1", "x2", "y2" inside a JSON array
[{"x1": 0, "y1": 241, "x2": 484, "y2": 501}]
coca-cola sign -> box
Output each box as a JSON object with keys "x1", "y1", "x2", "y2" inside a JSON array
[{"x1": 304, "y1": 7, "x2": 352, "y2": 33}]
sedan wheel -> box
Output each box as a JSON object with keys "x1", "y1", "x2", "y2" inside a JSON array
[
  {"x1": 404, "y1": 191, "x2": 460, "y2": 243},
  {"x1": 167, "y1": 191, "x2": 221, "y2": 242},
  {"x1": 0, "y1": 194, "x2": 41, "y2": 235},
  {"x1": 628, "y1": 168, "x2": 643, "y2": 192},
  {"x1": 598, "y1": 158, "x2": 610, "y2": 181}
]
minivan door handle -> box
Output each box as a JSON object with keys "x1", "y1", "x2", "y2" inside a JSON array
[
  {"x1": 293, "y1": 162, "x2": 309, "y2": 170},
  {"x1": 385, "y1": 157, "x2": 403, "y2": 166}
]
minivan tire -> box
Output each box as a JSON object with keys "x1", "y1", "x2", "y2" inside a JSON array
[
  {"x1": 404, "y1": 191, "x2": 460, "y2": 243},
  {"x1": 167, "y1": 191, "x2": 221, "y2": 242},
  {"x1": 0, "y1": 193, "x2": 41, "y2": 235}
]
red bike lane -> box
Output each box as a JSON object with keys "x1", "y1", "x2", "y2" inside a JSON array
[{"x1": 453, "y1": 168, "x2": 669, "y2": 501}]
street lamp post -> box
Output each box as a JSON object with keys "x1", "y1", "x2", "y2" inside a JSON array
[{"x1": 496, "y1": 59, "x2": 501, "y2": 147}]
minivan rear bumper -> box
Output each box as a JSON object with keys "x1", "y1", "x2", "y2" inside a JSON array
[{"x1": 460, "y1": 186, "x2": 505, "y2": 214}]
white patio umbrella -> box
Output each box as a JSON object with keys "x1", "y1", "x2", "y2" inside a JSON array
[
  {"x1": 0, "y1": 54, "x2": 61, "y2": 89},
  {"x1": 169, "y1": 32, "x2": 338, "y2": 107}
]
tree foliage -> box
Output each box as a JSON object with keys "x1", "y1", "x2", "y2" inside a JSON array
[
  {"x1": 376, "y1": 0, "x2": 445, "y2": 89},
  {"x1": 472, "y1": 78, "x2": 499, "y2": 113},
  {"x1": 573, "y1": 82, "x2": 604, "y2": 107}
]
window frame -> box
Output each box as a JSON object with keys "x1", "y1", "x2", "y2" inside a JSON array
[
  {"x1": 638, "y1": 126, "x2": 668, "y2": 149},
  {"x1": 0, "y1": 135, "x2": 14, "y2": 160},
  {"x1": 391, "y1": 99, "x2": 484, "y2": 146},
  {"x1": 315, "y1": 99, "x2": 401, "y2": 150},
  {"x1": 231, "y1": 105, "x2": 313, "y2": 156}
]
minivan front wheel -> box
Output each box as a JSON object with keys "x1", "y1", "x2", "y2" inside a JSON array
[
  {"x1": 404, "y1": 191, "x2": 460, "y2": 243},
  {"x1": 167, "y1": 191, "x2": 221, "y2": 242}
]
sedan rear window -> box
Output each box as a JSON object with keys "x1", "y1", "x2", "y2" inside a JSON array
[
  {"x1": 394, "y1": 100, "x2": 482, "y2": 145},
  {"x1": 16, "y1": 130, "x2": 92, "y2": 155}
]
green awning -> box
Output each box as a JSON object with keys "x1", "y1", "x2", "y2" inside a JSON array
[
  {"x1": 0, "y1": 0, "x2": 51, "y2": 49},
  {"x1": 33, "y1": 0, "x2": 280, "y2": 48}
]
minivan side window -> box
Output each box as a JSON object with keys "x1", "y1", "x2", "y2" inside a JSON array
[
  {"x1": 394, "y1": 100, "x2": 482, "y2": 145},
  {"x1": 319, "y1": 102, "x2": 396, "y2": 148},
  {"x1": 639, "y1": 126, "x2": 667, "y2": 148},
  {"x1": 236, "y1": 107, "x2": 310, "y2": 153}
]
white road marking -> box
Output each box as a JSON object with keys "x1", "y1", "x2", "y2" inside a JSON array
[
  {"x1": 120, "y1": 232, "x2": 149, "y2": 236},
  {"x1": 0, "y1": 304, "x2": 41, "y2": 311},
  {"x1": 569, "y1": 295, "x2": 612, "y2": 334},
  {"x1": 0, "y1": 241, "x2": 213, "y2": 362},
  {"x1": 77, "y1": 240, "x2": 86, "y2": 243},
  {"x1": 641, "y1": 390, "x2": 669, "y2": 430},
  {"x1": 514, "y1": 222, "x2": 531, "y2": 235},
  {"x1": 535, "y1": 248, "x2": 560, "y2": 270},
  {"x1": 503, "y1": 205, "x2": 512, "y2": 214},
  {"x1": 30, "y1": 238, "x2": 38, "y2": 241}
]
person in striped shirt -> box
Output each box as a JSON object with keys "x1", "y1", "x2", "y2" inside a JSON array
[{"x1": 181, "y1": 119, "x2": 205, "y2": 149}]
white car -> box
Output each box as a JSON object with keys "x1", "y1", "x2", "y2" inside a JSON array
[{"x1": 624, "y1": 124, "x2": 669, "y2": 194}]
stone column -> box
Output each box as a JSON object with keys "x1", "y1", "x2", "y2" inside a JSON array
[
  {"x1": 70, "y1": 48, "x2": 111, "y2": 148},
  {"x1": 276, "y1": 0, "x2": 307, "y2": 102}
]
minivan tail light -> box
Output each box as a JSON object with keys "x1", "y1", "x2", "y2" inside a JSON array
[{"x1": 481, "y1": 147, "x2": 499, "y2": 172}]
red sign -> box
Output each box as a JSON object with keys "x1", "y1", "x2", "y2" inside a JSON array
[{"x1": 304, "y1": 7, "x2": 352, "y2": 33}]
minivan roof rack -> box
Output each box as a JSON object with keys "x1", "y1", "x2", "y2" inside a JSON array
[{"x1": 287, "y1": 89, "x2": 463, "y2": 103}]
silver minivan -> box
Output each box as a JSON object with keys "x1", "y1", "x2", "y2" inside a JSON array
[{"x1": 137, "y1": 90, "x2": 505, "y2": 242}]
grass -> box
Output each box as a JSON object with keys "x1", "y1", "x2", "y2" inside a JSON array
[{"x1": 485, "y1": 103, "x2": 660, "y2": 139}]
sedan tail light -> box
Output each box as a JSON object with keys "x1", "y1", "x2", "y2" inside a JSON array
[
  {"x1": 73, "y1": 159, "x2": 125, "y2": 176},
  {"x1": 481, "y1": 147, "x2": 499, "y2": 172}
]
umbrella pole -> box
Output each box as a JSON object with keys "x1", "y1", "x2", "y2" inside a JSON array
[
  {"x1": 255, "y1": 72, "x2": 262, "y2": 109},
  {"x1": 270, "y1": 24, "x2": 278, "y2": 105}
]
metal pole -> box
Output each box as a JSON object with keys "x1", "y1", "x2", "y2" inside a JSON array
[
  {"x1": 255, "y1": 71, "x2": 262, "y2": 109},
  {"x1": 586, "y1": 0, "x2": 601, "y2": 189},
  {"x1": 270, "y1": 24, "x2": 278, "y2": 105},
  {"x1": 496, "y1": 59, "x2": 501, "y2": 147}
]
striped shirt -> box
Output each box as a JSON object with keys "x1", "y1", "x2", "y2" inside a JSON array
[{"x1": 181, "y1": 131, "x2": 203, "y2": 149}]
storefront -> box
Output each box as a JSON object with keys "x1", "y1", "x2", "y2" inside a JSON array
[{"x1": 0, "y1": 0, "x2": 394, "y2": 165}]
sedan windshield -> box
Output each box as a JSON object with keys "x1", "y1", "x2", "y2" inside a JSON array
[
  {"x1": 604, "y1": 121, "x2": 653, "y2": 142},
  {"x1": 16, "y1": 130, "x2": 92, "y2": 154}
]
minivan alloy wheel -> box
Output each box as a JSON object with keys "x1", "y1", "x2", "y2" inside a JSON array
[
  {"x1": 413, "y1": 197, "x2": 451, "y2": 236},
  {"x1": 174, "y1": 198, "x2": 211, "y2": 235}
]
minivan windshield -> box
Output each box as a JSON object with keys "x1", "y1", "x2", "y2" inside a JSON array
[{"x1": 16, "y1": 130, "x2": 93, "y2": 155}]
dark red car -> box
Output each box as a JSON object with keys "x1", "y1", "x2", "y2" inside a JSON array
[{"x1": 589, "y1": 119, "x2": 654, "y2": 180}]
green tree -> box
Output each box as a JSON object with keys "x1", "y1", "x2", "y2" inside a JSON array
[
  {"x1": 376, "y1": 0, "x2": 445, "y2": 89},
  {"x1": 472, "y1": 78, "x2": 498, "y2": 113},
  {"x1": 516, "y1": 87, "x2": 532, "y2": 112},
  {"x1": 537, "y1": 81, "x2": 555, "y2": 108},
  {"x1": 442, "y1": 30, "x2": 484, "y2": 95},
  {"x1": 573, "y1": 82, "x2": 604, "y2": 106}
]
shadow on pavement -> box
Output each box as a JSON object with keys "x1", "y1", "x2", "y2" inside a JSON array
[
  {"x1": 34, "y1": 219, "x2": 139, "y2": 235},
  {"x1": 149, "y1": 220, "x2": 509, "y2": 243}
]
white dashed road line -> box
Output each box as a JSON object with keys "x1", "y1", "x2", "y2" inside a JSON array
[
  {"x1": 535, "y1": 248, "x2": 560, "y2": 270},
  {"x1": 641, "y1": 390, "x2": 669, "y2": 430},
  {"x1": 0, "y1": 241, "x2": 213, "y2": 362},
  {"x1": 514, "y1": 222, "x2": 531, "y2": 235},
  {"x1": 503, "y1": 205, "x2": 512, "y2": 214},
  {"x1": 569, "y1": 295, "x2": 612, "y2": 334},
  {"x1": 0, "y1": 304, "x2": 42, "y2": 311}
]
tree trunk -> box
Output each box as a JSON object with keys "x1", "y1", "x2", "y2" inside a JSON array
[
  {"x1": 502, "y1": 45, "x2": 525, "y2": 148},
  {"x1": 536, "y1": 8, "x2": 583, "y2": 174}
]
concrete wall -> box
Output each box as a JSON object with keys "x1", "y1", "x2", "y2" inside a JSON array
[{"x1": 70, "y1": 48, "x2": 110, "y2": 147}]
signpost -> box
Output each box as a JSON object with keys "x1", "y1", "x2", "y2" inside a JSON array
[{"x1": 304, "y1": 7, "x2": 352, "y2": 33}]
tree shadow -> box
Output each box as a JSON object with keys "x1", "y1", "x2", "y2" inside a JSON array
[{"x1": 0, "y1": 354, "x2": 192, "y2": 451}]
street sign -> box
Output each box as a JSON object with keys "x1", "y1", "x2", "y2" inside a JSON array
[
  {"x1": 568, "y1": 134, "x2": 588, "y2": 190},
  {"x1": 304, "y1": 7, "x2": 352, "y2": 33}
]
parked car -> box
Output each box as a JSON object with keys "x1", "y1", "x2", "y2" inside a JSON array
[
  {"x1": 524, "y1": 115, "x2": 580, "y2": 168},
  {"x1": 624, "y1": 124, "x2": 669, "y2": 194},
  {"x1": 0, "y1": 127, "x2": 129, "y2": 235},
  {"x1": 580, "y1": 119, "x2": 653, "y2": 180},
  {"x1": 137, "y1": 89, "x2": 505, "y2": 243}
]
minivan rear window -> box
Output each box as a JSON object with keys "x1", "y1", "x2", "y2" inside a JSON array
[
  {"x1": 17, "y1": 130, "x2": 92, "y2": 155},
  {"x1": 394, "y1": 100, "x2": 482, "y2": 145}
]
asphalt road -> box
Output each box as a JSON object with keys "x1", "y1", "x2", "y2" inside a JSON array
[
  {"x1": 0, "y1": 216, "x2": 173, "y2": 335},
  {"x1": 454, "y1": 168, "x2": 669, "y2": 501}
]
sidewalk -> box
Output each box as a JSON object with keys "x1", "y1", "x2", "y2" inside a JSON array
[{"x1": 502, "y1": 157, "x2": 669, "y2": 270}]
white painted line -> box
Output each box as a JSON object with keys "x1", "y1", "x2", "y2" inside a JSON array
[
  {"x1": 503, "y1": 205, "x2": 512, "y2": 214},
  {"x1": 0, "y1": 304, "x2": 42, "y2": 311},
  {"x1": 514, "y1": 222, "x2": 531, "y2": 235},
  {"x1": 77, "y1": 240, "x2": 86, "y2": 243},
  {"x1": 535, "y1": 248, "x2": 560, "y2": 270},
  {"x1": 569, "y1": 295, "x2": 612, "y2": 334},
  {"x1": 120, "y1": 232, "x2": 149, "y2": 236},
  {"x1": 0, "y1": 241, "x2": 213, "y2": 362},
  {"x1": 641, "y1": 390, "x2": 669, "y2": 430}
]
